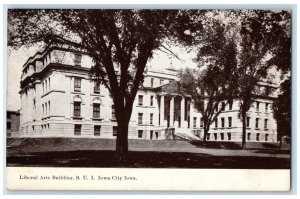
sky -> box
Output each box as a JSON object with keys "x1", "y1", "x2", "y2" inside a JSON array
[
  {"x1": 7, "y1": 46, "x2": 41, "y2": 111},
  {"x1": 6, "y1": 44, "x2": 198, "y2": 111}
]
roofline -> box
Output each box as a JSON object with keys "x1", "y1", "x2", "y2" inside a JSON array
[
  {"x1": 22, "y1": 39, "x2": 87, "y2": 72},
  {"x1": 6, "y1": 110, "x2": 20, "y2": 114}
]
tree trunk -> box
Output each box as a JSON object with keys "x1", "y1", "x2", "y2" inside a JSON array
[
  {"x1": 241, "y1": 112, "x2": 247, "y2": 149},
  {"x1": 203, "y1": 124, "x2": 208, "y2": 143},
  {"x1": 115, "y1": 119, "x2": 129, "y2": 161},
  {"x1": 279, "y1": 133, "x2": 282, "y2": 149}
]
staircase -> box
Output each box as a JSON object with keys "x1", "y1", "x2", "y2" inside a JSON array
[{"x1": 174, "y1": 128, "x2": 202, "y2": 141}]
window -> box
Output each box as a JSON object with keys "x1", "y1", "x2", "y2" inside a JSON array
[
  {"x1": 155, "y1": 131, "x2": 159, "y2": 139},
  {"x1": 207, "y1": 133, "x2": 210, "y2": 140},
  {"x1": 150, "y1": 96, "x2": 154, "y2": 106},
  {"x1": 214, "y1": 133, "x2": 217, "y2": 140},
  {"x1": 193, "y1": 117, "x2": 197, "y2": 127},
  {"x1": 7, "y1": 112, "x2": 11, "y2": 119},
  {"x1": 33, "y1": 99, "x2": 36, "y2": 110},
  {"x1": 113, "y1": 126, "x2": 117, "y2": 136},
  {"x1": 94, "y1": 82, "x2": 100, "y2": 94},
  {"x1": 255, "y1": 118, "x2": 259, "y2": 129},
  {"x1": 7, "y1": 122, "x2": 11, "y2": 130},
  {"x1": 256, "y1": 133, "x2": 260, "y2": 141},
  {"x1": 74, "y1": 124, "x2": 81, "y2": 136},
  {"x1": 228, "y1": 117, "x2": 232, "y2": 128},
  {"x1": 265, "y1": 134, "x2": 269, "y2": 141},
  {"x1": 48, "y1": 77, "x2": 50, "y2": 91},
  {"x1": 264, "y1": 119, "x2": 268, "y2": 129},
  {"x1": 94, "y1": 125, "x2": 101, "y2": 136},
  {"x1": 246, "y1": 117, "x2": 250, "y2": 127},
  {"x1": 151, "y1": 78, "x2": 154, "y2": 87},
  {"x1": 256, "y1": 101, "x2": 260, "y2": 112},
  {"x1": 74, "y1": 78, "x2": 81, "y2": 92},
  {"x1": 45, "y1": 80, "x2": 47, "y2": 93},
  {"x1": 45, "y1": 103, "x2": 47, "y2": 115},
  {"x1": 214, "y1": 118, "x2": 218, "y2": 128},
  {"x1": 138, "y1": 95, "x2": 143, "y2": 106},
  {"x1": 220, "y1": 133, "x2": 224, "y2": 140},
  {"x1": 200, "y1": 118, "x2": 204, "y2": 127},
  {"x1": 74, "y1": 54, "x2": 82, "y2": 66},
  {"x1": 227, "y1": 133, "x2": 231, "y2": 141},
  {"x1": 265, "y1": 103, "x2": 269, "y2": 112},
  {"x1": 160, "y1": 79, "x2": 164, "y2": 85},
  {"x1": 42, "y1": 104, "x2": 44, "y2": 115},
  {"x1": 111, "y1": 105, "x2": 116, "y2": 120},
  {"x1": 48, "y1": 101, "x2": 50, "y2": 115},
  {"x1": 221, "y1": 117, "x2": 225, "y2": 128},
  {"x1": 215, "y1": 103, "x2": 218, "y2": 112},
  {"x1": 42, "y1": 82, "x2": 44, "y2": 94},
  {"x1": 138, "y1": 113, "x2": 143, "y2": 125},
  {"x1": 138, "y1": 130, "x2": 143, "y2": 138},
  {"x1": 150, "y1": 113, "x2": 153, "y2": 125},
  {"x1": 221, "y1": 102, "x2": 225, "y2": 111},
  {"x1": 93, "y1": 104, "x2": 100, "y2": 118},
  {"x1": 247, "y1": 133, "x2": 251, "y2": 140},
  {"x1": 229, "y1": 101, "x2": 233, "y2": 110},
  {"x1": 74, "y1": 102, "x2": 81, "y2": 117},
  {"x1": 150, "y1": 130, "x2": 153, "y2": 140}
]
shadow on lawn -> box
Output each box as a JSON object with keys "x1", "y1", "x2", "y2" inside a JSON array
[
  {"x1": 189, "y1": 141, "x2": 242, "y2": 150},
  {"x1": 6, "y1": 150, "x2": 290, "y2": 169},
  {"x1": 189, "y1": 141, "x2": 290, "y2": 151}
]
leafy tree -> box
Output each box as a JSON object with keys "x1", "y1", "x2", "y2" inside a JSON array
[
  {"x1": 8, "y1": 9, "x2": 199, "y2": 160},
  {"x1": 169, "y1": 10, "x2": 291, "y2": 147},
  {"x1": 236, "y1": 10, "x2": 291, "y2": 148},
  {"x1": 273, "y1": 78, "x2": 291, "y2": 146},
  {"x1": 163, "y1": 19, "x2": 238, "y2": 141}
]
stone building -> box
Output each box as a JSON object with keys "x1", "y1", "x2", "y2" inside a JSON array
[
  {"x1": 6, "y1": 110, "x2": 20, "y2": 138},
  {"x1": 18, "y1": 41, "x2": 278, "y2": 142}
]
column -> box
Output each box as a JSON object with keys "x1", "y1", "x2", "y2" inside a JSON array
[
  {"x1": 169, "y1": 96, "x2": 174, "y2": 127},
  {"x1": 190, "y1": 100, "x2": 194, "y2": 128},
  {"x1": 160, "y1": 95, "x2": 165, "y2": 126},
  {"x1": 180, "y1": 97, "x2": 185, "y2": 128}
]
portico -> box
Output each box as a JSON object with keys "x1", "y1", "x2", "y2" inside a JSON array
[{"x1": 158, "y1": 94, "x2": 192, "y2": 129}]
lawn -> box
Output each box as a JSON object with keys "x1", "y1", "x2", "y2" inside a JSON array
[{"x1": 6, "y1": 138, "x2": 290, "y2": 169}]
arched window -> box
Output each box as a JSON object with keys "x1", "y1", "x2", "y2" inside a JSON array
[
  {"x1": 93, "y1": 98, "x2": 101, "y2": 118},
  {"x1": 73, "y1": 95, "x2": 82, "y2": 117}
]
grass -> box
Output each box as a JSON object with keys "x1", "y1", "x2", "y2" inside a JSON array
[{"x1": 6, "y1": 138, "x2": 290, "y2": 169}]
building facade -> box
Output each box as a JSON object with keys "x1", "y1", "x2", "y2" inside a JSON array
[
  {"x1": 18, "y1": 42, "x2": 278, "y2": 142},
  {"x1": 7, "y1": 110, "x2": 20, "y2": 138}
]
